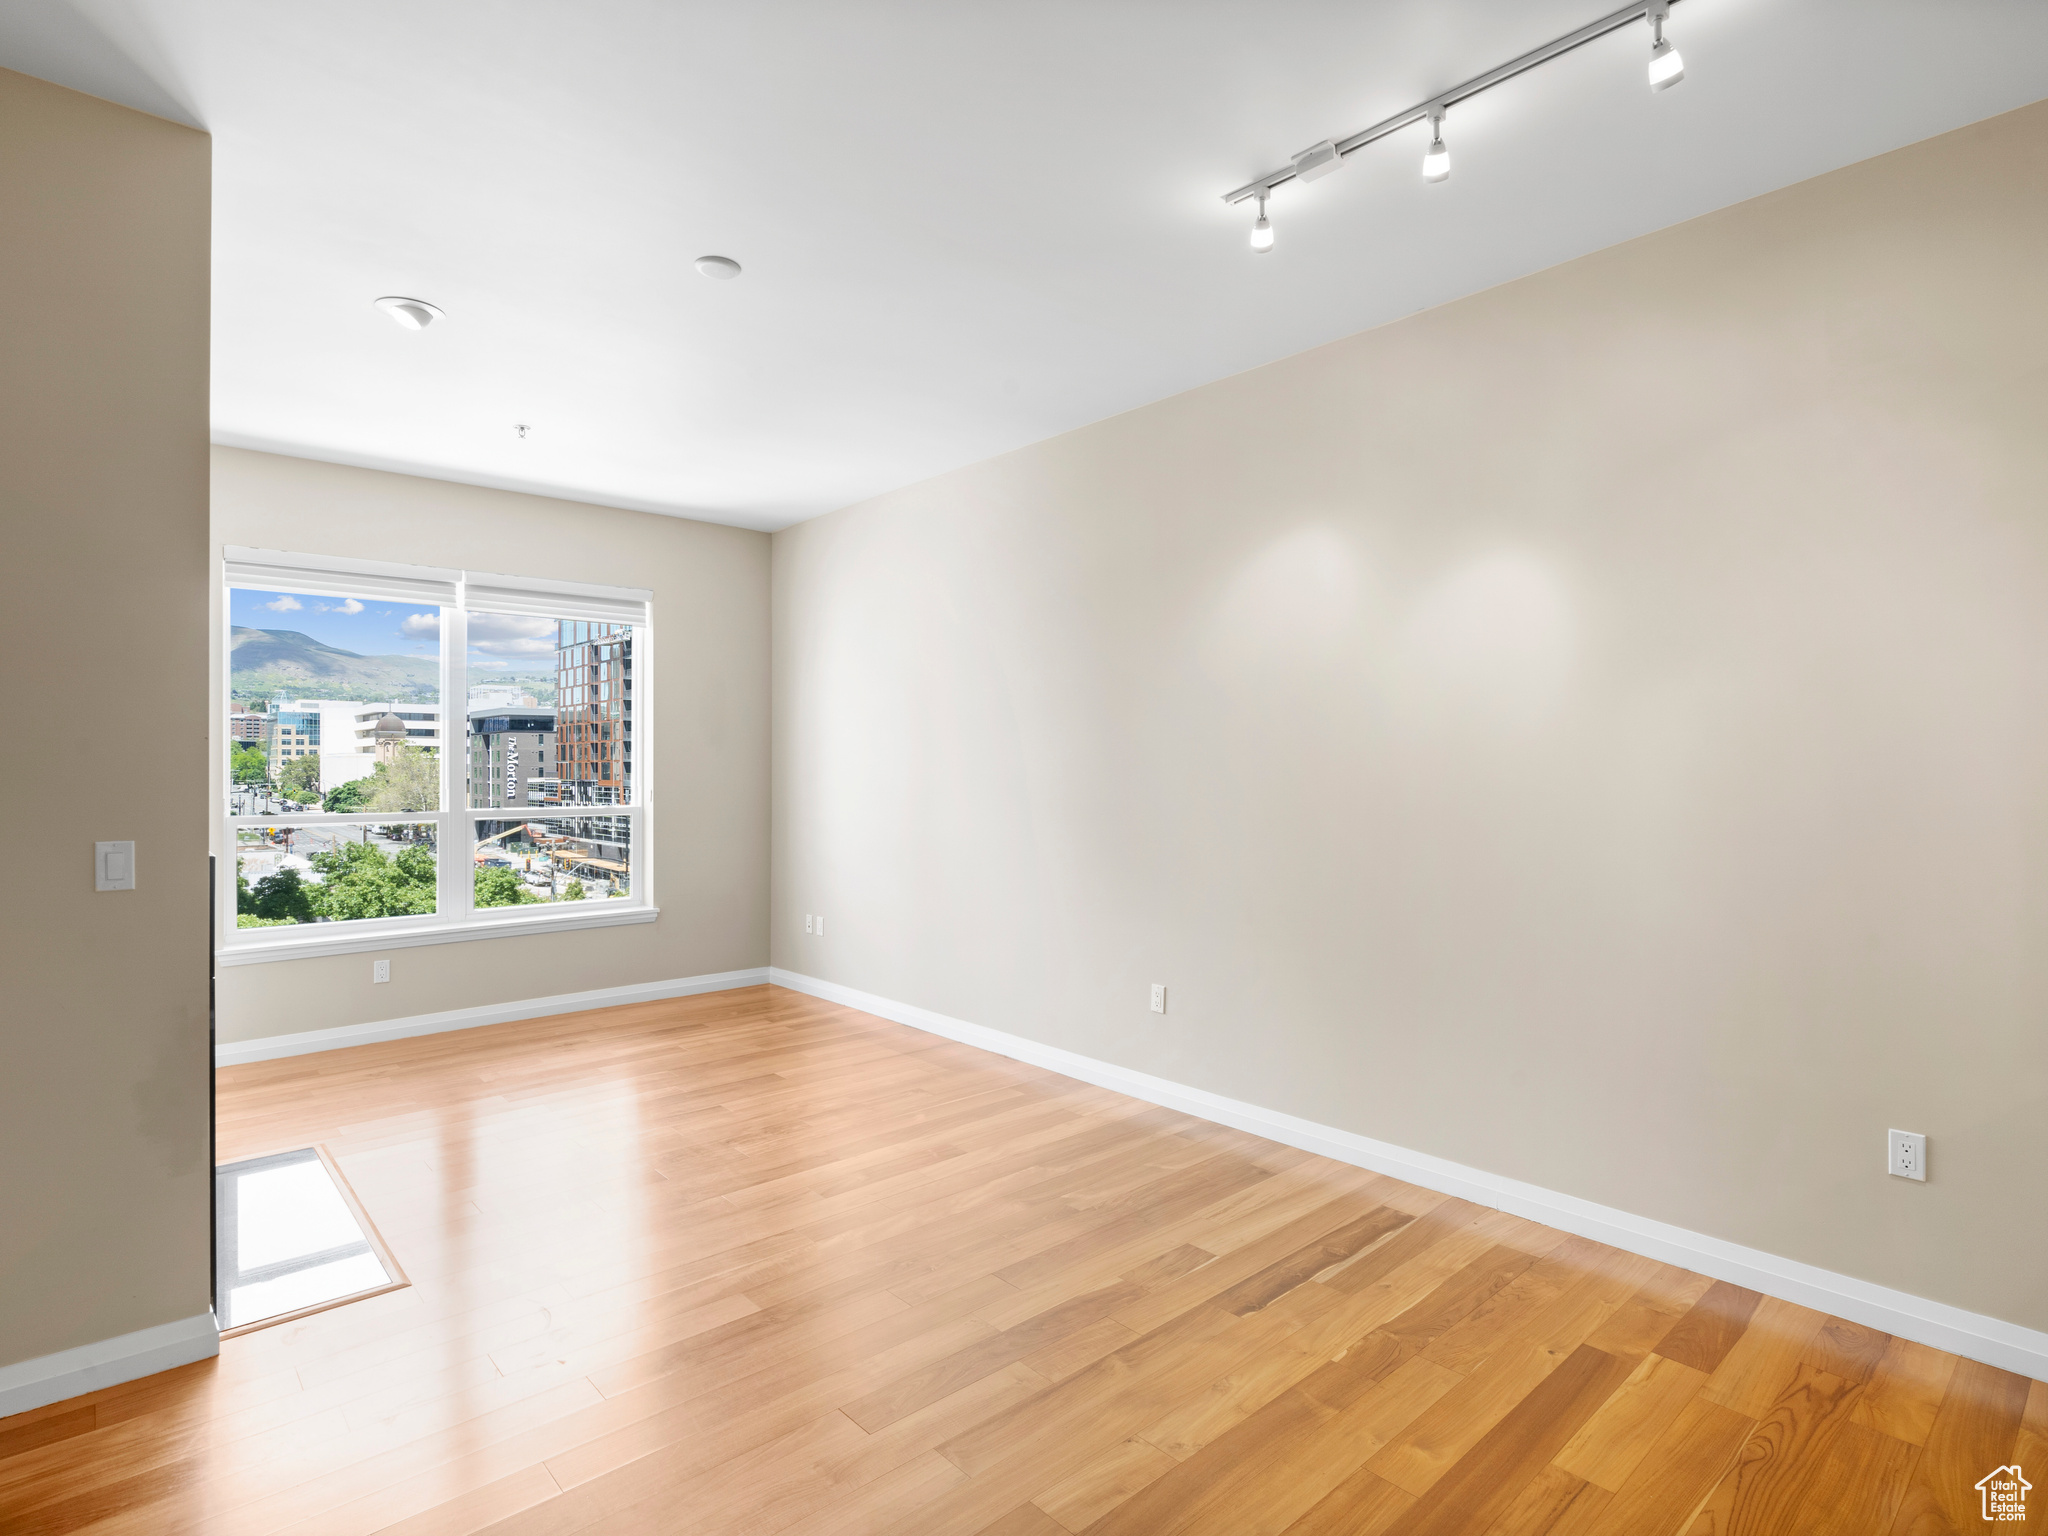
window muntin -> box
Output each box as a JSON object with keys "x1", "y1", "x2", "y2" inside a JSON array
[{"x1": 221, "y1": 556, "x2": 649, "y2": 953}]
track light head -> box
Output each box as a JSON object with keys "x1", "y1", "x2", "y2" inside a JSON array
[
  {"x1": 1250, "y1": 192, "x2": 1274, "y2": 252},
  {"x1": 1648, "y1": 36, "x2": 1684, "y2": 89},
  {"x1": 1647, "y1": 3, "x2": 1684, "y2": 90},
  {"x1": 1421, "y1": 111, "x2": 1450, "y2": 183}
]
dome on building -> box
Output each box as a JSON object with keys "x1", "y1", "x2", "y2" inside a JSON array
[{"x1": 373, "y1": 712, "x2": 406, "y2": 735}]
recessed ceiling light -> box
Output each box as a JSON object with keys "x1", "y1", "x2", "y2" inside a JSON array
[
  {"x1": 374, "y1": 296, "x2": 443, "y2": 330},
  {"x1": 694, "y1": 255, "x2": 742, "y2": 280}
]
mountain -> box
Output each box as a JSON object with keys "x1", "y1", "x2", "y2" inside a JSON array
[{"x1": 231, "y1": 627, "x2": 440, "y2": 702}]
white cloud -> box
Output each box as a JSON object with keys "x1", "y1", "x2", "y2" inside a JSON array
[
  {"x1": 264, "y1": 594, "x2": 303, "y2": 612},
  {"x1": 318, "y1": 597, "x2": 365, "y2": 615},
  {"x1": 468, "y1": 612, "x2": 559, "y2": 659},
  {"x1": 400, "y1": 612, "x2": 440, "y2": 637}
]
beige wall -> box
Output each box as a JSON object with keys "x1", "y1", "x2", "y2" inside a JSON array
[
  {"x1": 211, "y1": 448, "x2": 770, "y2": 1043},
  {"x1": 0, "y1": 71, "x2": 212, "y2": 1365},
  {"x1": 773, "y1": 101, "x2": 2048, "y2": 1332}
]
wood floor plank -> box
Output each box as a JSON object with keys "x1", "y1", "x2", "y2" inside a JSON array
[
  {"x1": 1881, "y1": 1355, "x2": 2033, "y2": 1535},
  {"x1": 1781, "y1": 1420, "x2": 1921, "y2": 1536},
  {"x1": 1696, "y1": 1295, "x2": 1829, "y2": 1418},
  {"x1": 1552, "y1": 1351, "x2": 1710, "y2": 1492},
  {"x1": 1552, "y1": 1393, "x2": 1753, "y2": 1536},
  {"x1": 1379, "y1": 1344, "x2": 1637, "y2": 1536},
  {"x1": 2, "y1": 985, "x2": 2032, "y2": 1536},
  {"x1": 1655, "y1": 1282, "x2": 1767, "y2": 1375},
  {"x1": 1081, "y1": 1353, "x2": 1464, "y2": 1536},
  {"x1": 1691, "y1": 1362, "x2": 1861, "y2": 1536},
  {"x1": 1851, "y1": 1337, "x2": 1959, "y2": 1448},
  {"x1": 0, "y1": 1406, "x2": 97, "y2": 1465},
  {"x1": 1478, "y1": 1463, "x2": 1608, "y2": 1536},
  {"x1": 1028, "y1": 1437, "x2": 1178, "y2": 1531},
  {"x1": 976, "y1": 1505, "x2": 1073, "y2": 1536},
  {"x1": 1278, "y1": 1467, "x2": 1416, "y2": 1536}
]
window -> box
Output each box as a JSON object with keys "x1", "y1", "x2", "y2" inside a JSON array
[{"x1": 220, "y1": 549, "x2": 652, "y2": 962}]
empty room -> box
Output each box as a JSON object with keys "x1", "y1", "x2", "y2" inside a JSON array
[{"x1": 3, "y1": 2, "x2": 2046, "y2": 1533}]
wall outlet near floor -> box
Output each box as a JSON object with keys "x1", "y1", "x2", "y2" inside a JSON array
[
  {"x1": 1888, "y1": 1128, "x2": 1926, "y2": 1181},
  {"x1": 1150, "y1": 983, "x2": 1166, "y2": 1015},
  {"x1": 372, "y1": 959, "x2": 390, "y2": 984},
  {"x1": 805, "y1": 914, "x2": 814, "y2": 933}
]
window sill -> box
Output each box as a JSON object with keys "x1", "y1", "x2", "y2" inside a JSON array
[{"x1": 215, "y1": 904, "x2": 659, "y2": 966}]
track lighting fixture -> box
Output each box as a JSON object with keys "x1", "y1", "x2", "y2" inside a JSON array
[
  {"x1": 1422, "y1": 111, "x2": 1450, "y2": 183},
  {"x1": 1222, "y1": 0, "x2": 1690, "y2": 246},
  {"x1": 1647, "y1": 1, "x2": 1684, "y2": 89}
]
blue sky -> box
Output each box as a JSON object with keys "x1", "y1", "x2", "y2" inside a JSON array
[
  {"x1": 231, "y1": 588, "x2": 560, "y2": 671},
  {"x1": 231, "y1": 588, "x2": 440, "y2": 657}
]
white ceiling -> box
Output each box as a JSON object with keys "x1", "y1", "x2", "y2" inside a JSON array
[{"x1": 7, "y1": 1, "x2": 2048, "y2": 531}]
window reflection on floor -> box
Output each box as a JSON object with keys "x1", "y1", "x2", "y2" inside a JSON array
[{"x1": 215, "y1": 1148, "x2": 395, "y2": 1330}]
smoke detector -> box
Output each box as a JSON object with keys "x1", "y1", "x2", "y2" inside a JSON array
[{"x1": 694, "y1": 255, "x2": 742, "y2": 280}]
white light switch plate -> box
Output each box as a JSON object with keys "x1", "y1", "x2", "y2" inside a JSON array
[{"x1": 95, "y1": 841, "x2": 136, "y2": 891}]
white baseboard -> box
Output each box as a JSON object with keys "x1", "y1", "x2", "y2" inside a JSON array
[
  {"x1": 0, "y1": 1311, "x2": 220, "y2": 1420},
  {"x1": 216, "y1": 967, "x2": 771, "y2": 1066},
  {"x1": 767, "y1": 967, "x2": 2048, "y2": 1383}
]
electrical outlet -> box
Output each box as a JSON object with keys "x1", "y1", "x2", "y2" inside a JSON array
[
  {"x1": 373, "y1": 959, "x2": 390, "y2": 984},
  {"x1": 1150, "y1": 983, "x2": 1167, "y2": 1014},
  {"x1": 1888, "y1": 1128, "x2": 1926, "y2": 1181},
  {"x1": 805, "y1": 914, "x2": 814, "y2": 933}
]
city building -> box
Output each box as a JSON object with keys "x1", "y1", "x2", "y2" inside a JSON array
[
  {"x1": 228, "y1": 705, "x2": 268, "y2": 744},
  {"x1": 466, "y1": 705, "x2": 555, "y2": 809},
  {"x1": 269, "y1": 698, "x2": 320, "y2": 768},
  {"x1": 531, "y1": 620, "x2": 630, "y2": 869},
  {"x1": 351, "y1": 706, "x2": 442, "y2": 752},
  {"x1": 253, "y1": 699, "x2": 445, "y2": 794}
]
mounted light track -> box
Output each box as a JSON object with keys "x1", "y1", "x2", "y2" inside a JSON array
[{"x1": 1222, "y1": 0, "x2": 1687, "y2": 223}]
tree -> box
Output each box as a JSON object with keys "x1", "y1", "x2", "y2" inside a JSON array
[
  {"x1": 323, "y1": 777, "x2": 371, "y2": 813},
  {"x1": 231, "y1": 743, "x2": 269, "y2": 784},
  {"x1": 366, "y1": 745, "x2": 440, "y2": 813},
  {"x1": 280, "y1": 752, "x2": 322, "y2": 803},
  {"x1": 563, "y1": 878, "x2": 586, "y2": 901},
  {"x1": 474, "y1": 865, "x2": 541, "y2": 908},
  {"x1": 236, "y1": 871, "x2": 255, "y2": 914},
  {"x1": 306, "y1": 838, "x2": 436, "y2": 920},
  {"x1": 249, "y1": 866, "x2": 316, "y2": 923}
]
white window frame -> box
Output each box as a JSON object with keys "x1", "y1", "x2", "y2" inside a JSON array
[{"x1": 216, "y1": 548, "x2": 655, "y2": 966}]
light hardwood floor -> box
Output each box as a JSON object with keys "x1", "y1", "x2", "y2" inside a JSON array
[{"x1": 2, "y1": 984, "x2": 2041, "y2": 1535}]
